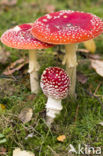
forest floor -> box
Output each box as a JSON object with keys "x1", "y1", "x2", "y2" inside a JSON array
[{"x1": 0, "y1": 0, "x2": 103, "y2": 155}]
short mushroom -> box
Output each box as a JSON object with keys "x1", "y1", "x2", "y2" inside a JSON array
[
  {"x1": 31, "y1": 10, "x2": 103, "y2": 96},
  {"x1": 40, "y1": 67, "x2": 70, "y2": 126},
  {"x1": 1, "y1": 23, "x2": 53, "y2": 94}
]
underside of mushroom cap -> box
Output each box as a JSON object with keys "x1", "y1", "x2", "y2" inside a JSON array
[
  {"x1": 1, "y1": 23, "x2": 54, "y2": 49},
  {"x1": 31, "y1": 10, "x2": 103, "y2": 44}
]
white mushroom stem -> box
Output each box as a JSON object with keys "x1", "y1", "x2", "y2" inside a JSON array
[
  {"x1": 28, "y1": 50, "x2": 40, "y2": 94},
  {"x1": 46, "y1": 97, "x2": 63, "y2": 126},
  {"x1": 62, "y1": 44, "x2": 78, "y2": 97}
]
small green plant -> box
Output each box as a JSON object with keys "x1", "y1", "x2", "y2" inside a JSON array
[{"x1": 0, "y1": 133, "x2": 7, "y2": 144}]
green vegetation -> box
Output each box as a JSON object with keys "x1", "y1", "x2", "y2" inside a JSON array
[{"x1": 0, "y1": 0, "x2": 103, "y2": 155}]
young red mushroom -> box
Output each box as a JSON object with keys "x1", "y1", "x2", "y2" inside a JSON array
[
  {"x1": 1, "y1": 23, "x2": 53, "y2": 94},
  {"x1": 31, "y1": 10, "x2": 103, "y2": 96},
  {"x1": 40, "y1": 67, "x2": 70, "y2": 126}
]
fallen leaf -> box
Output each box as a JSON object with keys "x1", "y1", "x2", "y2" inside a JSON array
[
  {"x1": 0, "y1": 0, "x2": 17, "y2": 6},
  {"x1": 0, "y1": 147, "x2": 7, "y2": 155},
  {"x1": 0, "y1": 79, "x2": 16, "y2": 97},
  {"x1": 0, "y1": 46, "x2": 10, "y2": 64},
  {"x1": 77, "y1": 72, "x2": 88, "y2": 84},
  {"x1": 77, "y1": 49, "x2": 89, "y2": 53},
  {"x1": 68, "y1": 153, "x2": 75, "y2": 156},
  {"x1": 30, "y1": 2, "x2": 37, "y2": 7},
  {"x1": 0, "y1": 104, "x2": 6, "y2": 110},
  {"x1": 18, "y1": 108, "x2": 33, "y2": 123},
  {"x1": 25, "y1": 133, "x2": 34, "y2": 140},
  {"x1": 91, "y1": 59, "x2": 103, "y2": 76},
  {"x1": 57, "y1": 135, "x2": 66, "y2": 142},
  {"x1": 13, "y1": 148, "x2": 35, "y2": 156},
  {"x1": 88, "y1": 54, "x2": 101, "y2": 60},
  {"x1": 45, "y1": 5, "x2": 56, "y2": 13},
  {"x1": 27, "y1": 94, "x2": 36, "y2": 101},
  {"x1": 83, "y1": 39, "x2": 96, "y2": 53},
  {"x1": 68, "y1": 150, "x2": 75, "y2": 156},
  {"x1": 48, "y1": 146, "x2": 59, "y2": 156},
  {"x1": 3, "y1": 58, "x2": 28, "y2": 75}
]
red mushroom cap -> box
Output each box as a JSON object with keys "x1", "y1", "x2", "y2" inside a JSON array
[
  {"x1": 1, "y1": 23, "x2": 53, "y2": 49},
  {"x1": 40, "y1": 67, "x2": 70, "y2": 100},
  {"x1": 31, "y1": 10, "x2": 103, "y2": 44}
]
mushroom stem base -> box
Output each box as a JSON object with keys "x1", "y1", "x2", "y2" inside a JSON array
[
  {"x1": 28, "y1": 50, "x2": 40, "y2": 94},
  {"x1": 63, "y1": 44, "x2": 78, "y2": 97},
  {"x1": 46, "y1": 97, "x2": 62, "y2": 126}
]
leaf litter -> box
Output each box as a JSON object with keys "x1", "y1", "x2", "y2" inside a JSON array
[
  {"x1": 0, "y1": 46, "x2": 10, "y2": 64},
  {"x1": 18, "y1": 108, "x2": 33, "y2": 124},
  {"x1": 13, "y1": 148, "x2": 35, "y2": 156},
  {"x1": 3, "y1": 58, "x2": 28, "y2": 75},
  {"x1": 77, "y1": 72, "x2": 88, "y2": 84}
]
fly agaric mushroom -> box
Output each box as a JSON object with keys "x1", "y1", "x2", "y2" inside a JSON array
[
  {"x1": 1, "y1": 23, "x2": 53, "y2": 94},
  {"x1": 40, "y1": 67, "x2": 70, "y2": 126},
  {"x1": 31, "y1": 10, "x2": 103, "y2": 96}
]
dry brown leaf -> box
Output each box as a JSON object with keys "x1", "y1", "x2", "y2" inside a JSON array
[
  {"x1": 27, "y1": 94, "x2": 36, "y2": 101},
  {"x1": 0, "y1": 0, "x2": 17, "y2": 6},
  {"x1": 0, "y1": 147, "x2": 6, "y2": 155},
  {"x1": 88, "y1": 54, "x2": 101, "y2": 60},
  {"x1": 77, "y1": 49, "x2": 89, "y2": 53},
  {"x1": 0, "y1": 79, "x2": 17, "y2": 97},
  {"x1": 57, "y1": 135, "x2": 66, "y2": 142},
  {"x1": 45, "y1": 5, "x2": 56, "y2": 13},
  {"x1": 30, "y1": 2, "x2": 37, "y2": 7},
  {"x1": 3, "y1": 58, "x2": 28, "y2": 75},
  {"x1": 25, "y1": 133, "x2": 34, "y2": 140},
  {"x1": 0, "y1": 46, "x2": 10, "y2": 64},
  {"x1": 18, "y1": 108, "x2": 33, "y2": 123},
  {"x1": 77, "y1": 72, "x2": 88, "y2": 84},
  {"x1": 48, "y1": 146, "x2": 60, "y2": 156},
  {"x1": 13, "y1": 148, "x2": 35, "y2": 156},
  {"x1": 91, "y1": 59, "x2": 103, "y2": 76},
  {"x1": 68, "y1": 152, "x2": 75, "y2": 156},
  {"x1": 83, "y1": 39, "x2": 96, "y2": 53}
]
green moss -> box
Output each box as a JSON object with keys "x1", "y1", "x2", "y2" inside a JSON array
[{"x1": 0, "y1": 0, "x2": 103, "y2": 155}]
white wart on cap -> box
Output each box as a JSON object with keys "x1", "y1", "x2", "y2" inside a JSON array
[
  {"x1": 41, "y1": 67, "x2": 70, "y2": 99},
  {"x1": 1, "y1": 23, "x2": 53, "y2": 49},
  {"x1": 32, "y1": 10, "x2": 103, "y2": 44}
]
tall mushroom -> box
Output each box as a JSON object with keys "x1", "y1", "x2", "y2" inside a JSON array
[
  {"x1": 31, "y1": 10, "x2": 103, "y2": 96},
  {"x1": 40, "y1": 67, "x2": 70, "y2": 126},
  {"x1": 1, "y1": 23, "x2": 54, "y2": 94}
]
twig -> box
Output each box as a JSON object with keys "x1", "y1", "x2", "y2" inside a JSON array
[
  {"x1": 77, "y1": 48, "x2": 89, "y2": 53},
  {"x1": 0, "y1": 74, "x2": 17, "y2": 80},
  {"x1": 74, "y1": 104, "x2": 79, "y2": 122},
  {"x1": 94, "y1": 83, "x2": 101, "y2": 95},
  {"x1": 39, "y1": 143, "x2": 43, "y2": 156},
  {"x1": 84, "y1": 89, "x2": 103, "y2": 109},
  {"x1": 47, "y1": 146, "x2": 60, "y2": 156}
]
